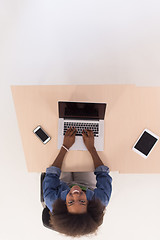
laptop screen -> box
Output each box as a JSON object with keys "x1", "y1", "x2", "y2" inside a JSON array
[{"x1": 58, "y1": 101, "x2": 106, "y2": 120}]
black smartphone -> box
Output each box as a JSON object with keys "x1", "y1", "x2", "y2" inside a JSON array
[{"x1": 33, "y1": 126, "x2": 51, "y2": 144}]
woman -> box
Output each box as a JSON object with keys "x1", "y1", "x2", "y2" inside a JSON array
[{"x1": 43, "y1": 127, "x2": 112, "y2": 237}]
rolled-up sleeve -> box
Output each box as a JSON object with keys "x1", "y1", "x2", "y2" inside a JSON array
[
  {"x1": 94, "y1": 165, "x2": 112, "y2": 206},
  {"x1": 42, "y1": 166, "x2": 61, "y2": 212}
]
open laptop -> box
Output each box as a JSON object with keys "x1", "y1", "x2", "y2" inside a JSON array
[{"x1": 58, "y1": 101, "x2": 107, "y2": 151}]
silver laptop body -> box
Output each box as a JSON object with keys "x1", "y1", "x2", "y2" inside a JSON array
[{"x1": 58, "y1": 101, "x2": 107, "y2": 151}]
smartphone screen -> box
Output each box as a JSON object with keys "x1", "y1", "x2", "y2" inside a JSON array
[
  {"x1": 134, "y1": 131, "x2": 158, "y2": 156},
  {"x1": 34, "y1": 126, "x2": 50, "y2": 144},
  {"x1": 35, "y1": 128, "x2": 49, "y2": 142}
]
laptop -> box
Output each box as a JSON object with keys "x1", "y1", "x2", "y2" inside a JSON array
[{"x1": 57, "y1": 101, "x2": 107, "y2": 151}]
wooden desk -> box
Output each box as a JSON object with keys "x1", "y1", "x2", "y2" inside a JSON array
[{"x1": 11, "y1": 85, "x2": 160, "y2": 173}]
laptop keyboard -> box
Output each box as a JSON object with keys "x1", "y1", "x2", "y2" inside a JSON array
[{"x1": 63, "y1": 122, "x2": 99, "y2": 137}]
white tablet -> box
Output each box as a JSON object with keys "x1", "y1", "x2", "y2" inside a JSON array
[{"x1": 132, "y1": 129, "x2": 159, "y2": 159}]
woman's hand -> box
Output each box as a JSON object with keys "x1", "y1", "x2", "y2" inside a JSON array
[
  {"x1": 63, "y1": 127, "x2": 77, "y2": 149},
  {"x1": 82, "y1": 129, "x2": 95, "y2": 152}
]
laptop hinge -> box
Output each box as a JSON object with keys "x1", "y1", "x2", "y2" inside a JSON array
[{"x1": 64, "y1": 118, "x2": 99, "y2": 121}]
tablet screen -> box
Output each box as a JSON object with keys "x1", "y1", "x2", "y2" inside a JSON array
[{"x1": 134, "y1": 131, "x2": 158, "y2": 156}]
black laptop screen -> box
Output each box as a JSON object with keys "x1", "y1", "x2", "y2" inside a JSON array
[{"x1": 58, "y1": 102, "x2": 107, "y2": 120}]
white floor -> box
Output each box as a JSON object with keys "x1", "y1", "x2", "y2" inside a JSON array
[{"x1": 1, "y1": 1, "x2": 160, "y2": 240}]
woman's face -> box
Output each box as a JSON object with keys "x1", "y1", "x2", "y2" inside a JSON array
[{"x1": 66, "y1": 185, "x2": 88, "y2": 214}]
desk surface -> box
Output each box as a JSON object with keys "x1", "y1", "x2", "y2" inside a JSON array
[{"x1": 11, "y1": 85, "x2": 160, "y2": 173}]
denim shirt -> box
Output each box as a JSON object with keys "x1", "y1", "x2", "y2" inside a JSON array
[{"x1": 43, "y1": 165, "x2": 112, "y2": 212}]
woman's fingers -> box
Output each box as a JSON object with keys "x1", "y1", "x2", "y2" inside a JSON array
[
  {"x1": 82, "y1": 129, "x2": 88, "y2": 136},
  {"x1": 71, "y1": 127, "x2": 77, "y2": 136},
  {"x1": 82, "y1": 129, "x2": 94, "y2": 137},
  {"x1": 65, "y1": 127, "x2": 77, "y2": 136},
  {"x1": 86, "y1": 129, "x2": 94, "y2": 136},
  {"x1": 65, "y1": 127, "x2": 73, "y2": 136},
  {"x1": 66, "y1": 127, "x2": 93, "y2": 136}
]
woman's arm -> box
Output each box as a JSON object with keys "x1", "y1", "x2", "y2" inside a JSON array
[
  {"x1": 82, "y1": 129, "x2": 112, "y2": 206},
  {"x1": 89, "y1": 147, "x2": 104, "y2": 169},
  {"x1": 51, "y1": 127, "x2": 77, "y2": 169},
  {"x1": 43, "y1": 127, "x2": 77, "y2": 211},
  {"x1": 82, "y1": 129, "x2": 104, "y2": 169},
  {"x1": 51, "y1": 146, "x2": 68, "y2": 169}
]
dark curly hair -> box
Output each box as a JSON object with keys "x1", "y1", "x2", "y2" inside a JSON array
[{"x1": 49, "y1": 197, "x2": 106, "y2": 237}]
